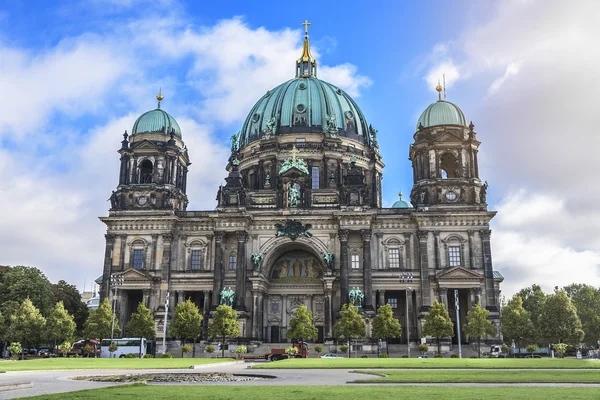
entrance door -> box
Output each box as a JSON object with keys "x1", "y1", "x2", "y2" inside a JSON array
[
  {"x1": 317, "y1": 326, "x2": 324, "y2": 343},
  {"x1": 270, "y1": 326, "x2": 280, "y2": 343}
]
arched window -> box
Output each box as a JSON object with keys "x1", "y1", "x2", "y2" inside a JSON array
[
  {"x1": 440, "y1": 153, "x2": 458, "y2": 178},
  {"x1": 140, "y1": 160, "x2": 153, "y2": 183}
]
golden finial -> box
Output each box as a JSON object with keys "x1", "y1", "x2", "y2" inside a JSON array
[
  {"x1": 436, "y1": 79, "x2": 443, "y2": 100},
  {"x1": 296, "y1": 20, "x2": 317, "y2": 77},
  {"x1": 398, "y1": 191, "x2": 403, "y2": 199},
  {"x1": 302, "y1": 19, "x2": 311, "y2": 39},
  {"x1": 156, "y1": 88, "x2": 164, "y2": 108}
]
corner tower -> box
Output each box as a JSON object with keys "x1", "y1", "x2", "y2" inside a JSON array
[
  {"x1": 109, "y1": 92, "x2": 191, "y2": 212},
  {"x1": 409, "y1": 84, "x2": 486, "y2": 208}
]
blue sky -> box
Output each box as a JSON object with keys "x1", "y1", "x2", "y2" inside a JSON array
[{"x1": 0, "y1": 0, "x2": 598, "y2": 297}]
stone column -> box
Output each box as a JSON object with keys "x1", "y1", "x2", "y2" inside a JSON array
[
  {"x1": 406, "y1": 289, "x2": 414, "y2": 343},
  {"x1": 480, "y1": 230, "x2": 497, "y2": 311},
  {"x1": 438, "y1": 288, "x2": 448, "y2": 309},
  {"x1": 202, "y1": 290, "x2": 210, "y2": 339},
  {"x1": 417, "y1": 231, "x2": 431, "y2": 311},
  {"x1": 324, "y1": 289, "x2": 333, "y2": 338},
  {"x1": 433, "y1": 231, "x2": 441, "y2": 269},
  {"x1": 178, "y1": 234, "x2": 187, "y2": 271},
  {"x1": 235, "y1": 231, "x2": 248, "y2": 311},
  {"x1": 339, "y1": 229, "x2": 349, "y2": 306},
  {"x1": 252, "y1": 290, "x2": 260, "y2": 338},
  {"x1": 161, "y1": 233, "x2": 173, "y2": 282},
  {"x1": 119, "y1": 235, "x2": 127, "y2": 271},
  {"x1": 212, "y1": 232, "x2": 225, "y2": 308},
  {"x1": 361, "y1": 229, "x2": 374, "y2": 311},
  {"x1": 378, "y1": 290, "x2": 385, "y2": 309},
  {"x1": 403, "y1": 233, "x2": 412, "y2": 270},
  {"x1": 177, "y1": 291, "x2": 185, "y2": 305},
  {"x1": 100, "y1": 234, "x2": 116, "y2": 301},
  {"x1": 150, "y1": 234, "x2": 158, "y2": 270},
  {"x1": 468, "y1": 230, "x2": 476, "y2": 269},
  {"x1": 142, "y1": 289, "x2": 150, "y2": 308},
  {"x1": 414, "y1": 289, "x2": 422, "y2": 338}
]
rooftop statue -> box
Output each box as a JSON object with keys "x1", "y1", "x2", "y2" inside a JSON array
[
  {"x1": 219, "y1": 287, "x2": 235, "y2": 307},
  {"x1": 279, "y1": 145, "x2": 309, "y2": 175}
]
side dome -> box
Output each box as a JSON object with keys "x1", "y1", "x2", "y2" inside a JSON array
[
  {"x1": 238, "y1": 77, "x2": 371, "y2": 149},
  {"x1": 417, "y1": 100, "x2": 467, "y2": 130},
  {"x1": 132, "y1": 108, "x2": 182, "y2": 137},
  {"x1": 391, "y1": 192, "x2": 412, "y2": 209}
]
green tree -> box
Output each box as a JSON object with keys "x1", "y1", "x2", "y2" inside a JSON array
[
  {"x1": 463, "y1": 302, "x2": 495, "y2": 358},
  {"x1": 501, "y1": 296, "x2": 535, "y2": 357},
  {"x1": 7, "y1": 299, "x2": 46, "y2": 354},
  {"x1": 208, "y1": 304, "x2": 240, "y2": 358},
  {"x1": 7, "y1": 342, "x2": 22, "y2": 360},
  {"x1": 422, "y1": 300, "x2": 454, "y2": 355},
  {"x1": 125, "y1": 303, "x2": 156, "y2": 339},
  {"x1": 539, "y1": 290, "x2": 584, "y2": 346},
  {"x1": 371, "y1": 304, "x2": 402, "y2": 356},
  {"x1": 46, "y1": 301, "x2": 76, "y2": 352},
  {"x1": 563, "y1": 284, "x2": 600, "y2": 346},
  {"x1": 286, "y1": 305, "x2": 318, "y2": 342},
  {"x1": 0, "y1": 266, "x2": 54, "y2": 316},
  {"x1": 333, "y1": 303, "x2": 366, "y2": 358},
  {"x1": 169, "y1": 299, "x2": 202, "y2": 345},
  {"x1": 516, "y1": 284, "x2": 546, "y2": 341},
  {"x1": 52, "y1": 280, "x2": 89, "y2": 334},
  {"x1": 84, "y1": 298, "x2": 120, "y2": 340}
]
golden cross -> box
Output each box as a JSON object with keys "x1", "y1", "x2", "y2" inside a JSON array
[
  {"x1": 291, "y1": 144, "x2": 299, "y2": 162},
  {"x1": 302, "y1": 20, "x2": 311, "y2": 37}
]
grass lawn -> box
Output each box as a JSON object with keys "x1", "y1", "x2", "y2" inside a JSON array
[
  {"x1": 0, "y1": 357, "x2": 233, "y2": 372},
  {"x1": 23, "y1": 384, "x2": 600, "y2": 399},
  {"x1": 253, "y1": 358, "x2": 600, "y2": 369},
  {"x1": 353, "y1": 369, "x2": 600, "y2": 383}
]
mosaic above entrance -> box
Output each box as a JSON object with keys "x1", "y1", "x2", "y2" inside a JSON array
[{"x1": 271, "y1": 250, "x2": 322, "y2": 280}]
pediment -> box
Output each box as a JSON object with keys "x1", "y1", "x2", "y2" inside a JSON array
[
  {"x1": 279, "y1": 166, "x2": 307, "y2": 177},
  {"x1": 436, "y1": 266, "x2": 482, "y2": 281},
  {"x1": 133, "y1": 140, "x2": 160, "y2": 150},
  {"x1": 436, "y1": 131, "x2": 464, "y2": 142},
  {"x1": 116, "y1": 268, "x2": 153, "y2": 281}
]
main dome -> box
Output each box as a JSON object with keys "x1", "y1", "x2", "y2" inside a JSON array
[
  {"x1": 132, "y1": 107, "x2": 182, "y2": 138},
  {"x1": 238, "y1": 77, "x2": 371, "y2": 148},
  {"x1": 416, "y1": 100, "x2": 467, "y2": 130}
]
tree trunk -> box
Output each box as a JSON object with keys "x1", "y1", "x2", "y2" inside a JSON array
[
  {"x1": 193, "y1": 338, "x2": 196, "y2": 358},
  {"x1": 386, "y1": 338, "x2": 389, "y2": 356},
  {"x1": 437, "y1": 337, "x2": 441, "y2": 355},
  {"x1": 478, "y1": 337, "x2": 481, "y2": 358},
  {"x1": 222, "y1": 335, "x2": 225, "y2": 358},
  {"x1": 348, "y1": 338, "x2": 351, "y2": 358}
]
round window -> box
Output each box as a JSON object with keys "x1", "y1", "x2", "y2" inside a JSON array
[
  {"x1": 296, "y1": 104, "x2": 306, "y2": 113},
  {"x1": 252, "y1": 113, "x2": 260, "y2": 123},
  {"x1": 298, "y1": 82, "x2": 307, "y2": 90},
  {"x1": 445, "y1": 191, "x2": 457, "y2": 201},
  {"x1": 345, "y1": 111, "x2": 354, "y2": 120}
]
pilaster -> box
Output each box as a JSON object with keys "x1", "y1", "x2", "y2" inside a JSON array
[
  {"x1": 338, "y1": 229, "x2": 349, "y2": 306},
  {"x1": 212, "y1": 232, "x2": 225, "y2": 308},
  {"x1": 235, "y1": 231, "x2": 248, "y2": 311}
]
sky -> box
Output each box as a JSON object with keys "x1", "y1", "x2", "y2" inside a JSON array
[{"x1": 0, "y1": 0, "x2": 598, "y2": 299}]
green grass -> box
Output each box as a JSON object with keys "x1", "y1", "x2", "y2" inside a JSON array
[
  {"x1": 22, "y1": 384, "x2": 600, "y2": 400},
  {"x1": 253, "y1": 358, "x2": 600, "y2": 369},
  {"x1": 353, "y1": 369, "x2": 600, "y2": 383},
  {"x1": 0, "y1": 357, "x2": 233, "y2": 372}
]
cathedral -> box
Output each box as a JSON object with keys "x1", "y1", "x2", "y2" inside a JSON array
[{"x1": 99, "y1": 24, "x2": 503, "y2": 345}]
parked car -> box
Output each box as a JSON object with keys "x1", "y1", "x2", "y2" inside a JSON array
[{"x1": 320, "y1": 353, "x2": 344, "y2": 358}]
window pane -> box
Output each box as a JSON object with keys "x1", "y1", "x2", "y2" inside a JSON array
[
  {"x1": 312, "y1": 167, "x2": 320, "y2": 189},
  {"x1": 387, "y1": 298, "x2": 398, "y2": 309},
  {"x1": 133, "y1": 249, "x2": 144, "y2": 269},
  {"x1": 388, "y1": 248, "x2": 400, "y2": 268},
  {"x1": 229, "y1": 255, "x2": 237, "y2": 270},
  {"x1": 448, "y1": 246, "x2": 461, "y2": 266},
  {"x1": 191, "y1": 250, "x2": 202, "y2": 270},
  {"x1": 351, "y1": 254, "x2": 360, "y2": 269}
]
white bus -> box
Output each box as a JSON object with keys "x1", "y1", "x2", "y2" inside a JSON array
[{"x1": 101, "y1": 338, "x2": 147, "y2": 358}]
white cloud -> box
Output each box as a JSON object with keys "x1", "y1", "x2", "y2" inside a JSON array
[
  {"x1": 488, "y1": 62, "x2": 519, "y2": 94},
  {"x1": 424, "y1": 60, "x2": 462, "y2": 93}
]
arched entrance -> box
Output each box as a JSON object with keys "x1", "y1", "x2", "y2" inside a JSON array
[{"x1": 265, "y1": 248, "x2": 327, "y2": 343}]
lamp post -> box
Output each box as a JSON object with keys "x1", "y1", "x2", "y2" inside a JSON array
[
  {"x1": 110, "y1": 274, "x2": 124, "y2": 342},
  {"x1": 400, "y1": 272, "x2": 414, "y2": 358},
  {"x1": 162, "y1": 292, "x2": 170, "y2": 355}
]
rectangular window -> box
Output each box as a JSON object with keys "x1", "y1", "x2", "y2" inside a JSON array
[
  {"x1": 229, "y1": 255, "x2": 237, "y2": 270},
  {"x1": 132, "y1": 249, "x2": 144, "y2": 269},
  {"x1": 190, "y1": 250, "x2": 202, "y2": 270},
  {"x1": 387, "y1": 298, "x2": 398, "y2": 309},
  {"x1": 295, "y1": 138, "x2": 306, "y2": 143},
  {"x1": 312, "y1": 166, "x2": 320, "y2": 189},
  {"x1": 388, "y1": 248, "x2": 400, "y2": 269},
  {"x1": 351, "y1": 254, "x2": 360, "y2": 269},
  {"x1": 448, "y1": 246, "x2": 461, "y2": 267}
]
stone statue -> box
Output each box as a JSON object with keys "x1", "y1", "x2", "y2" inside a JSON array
[
  {"x1": 265, "y1": 116, "x2": 276, "y2": 134},
  {"x1": 230, "y1": 133, "x2": 239, "y2": 152},
  {"x1": 219, "y1": 287, "x2": 235, "y2": 307},
  {"x1": 108, "y1": 191, "x2": 120, "y2": 209},
  {"x1": 369, "y1": 125, "x2": 378, "y2": 147},
  {"x1": 480, "y1": 181, "x2": 488, "y2": 203},
  {"x1": 349, "y1": 287, "x2": 364, "y2": 307},
  {"x1": 288, "y1": 184, "x2": 300, "y2": 208},
  {"x1": 251, "y1": 253, "x2": 263, "y2": 270},
  {"x1": 322, "y1": 252, "x2": 335, "y2": 270},
  {"x1": 324, "y1": 114, "x2": 337, "y2": 136}
]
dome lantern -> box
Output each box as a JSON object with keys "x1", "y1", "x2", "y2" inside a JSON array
[
  {"x1": 296, "y1": 20, "x2": 317, "y2": 78},
  {"x1": 131, "y1": 91, "x2": 182, "y2": 138}
]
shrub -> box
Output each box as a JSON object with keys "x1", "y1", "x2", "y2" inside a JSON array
[
  {"x1": 339, "y1": 345, "x2": 349, "y2": 353},
  {"x1": 59, "y1": 341, "x2": 72, "y2": 356},
  {"x1": 553, "y1": 343, "x2": 568, "y2": 358},
  {"x1": 7, "y1": 342, "x2": 22, "y2": 359},
  {"x1": 379, "y1": 354, "x2": 389, "y2": 358},
  {"x1": 314, "y1": 345, "x2": 323, "y2": 354},
  {"x1": 434, "y1": 354, "x2": 444, "y2": 358},
  {"x1": 235, "y1": 345, "x2": 247, "y2": 359},
  {"x1": 418, "y1": 344, "x2": 429, "y2": 354},
  {"x1": 285, "y1": 346, "x2": 298, "y2": 356},
  {"x1": 501, "y1": 344, "x2": 510, "y2": 355},
  {"x1": 125, "y1": 353, "x2": 136, "y2": 358},
  {"x1": 181, "y1": 344, "x2": 192, "y2": 356},
  {"x1": 526, "y1": 344, "x2": 538, "y2": 354},
  {"x1": 162, "y1": 353, "x2": 173, "y2": 358},
  {"x1": 451, "y1": 354, "x2": 459, "y2": 358},
  {"x1": 205, "y1": 344, "x2": 216, "y2": 354},
  {"x1": 143, "y1": 354, "x2": 154, "y2": 358},
  {"x1": 361, "y1": 355, "x2": 368, "y2": 358},
  {"x1": 108, "y1": 343, "x2": 118, "y2": 355},
  {"x1": 470, "y1": 355, "x2": 478, "y2": 358}
]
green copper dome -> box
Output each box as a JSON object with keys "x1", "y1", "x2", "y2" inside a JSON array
[
  {"x1": 238, "y1": 77, "x2": 372, "y2": 149},
  {"x1": 132, "y1": 108, "x2": 182, "y2": 137},
  {"x1": 416, "y1": 100, "x2": 467, "y2": 130},
  {"x1": 391, "y1": 193, "x2": 412, "y2": 209}
]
